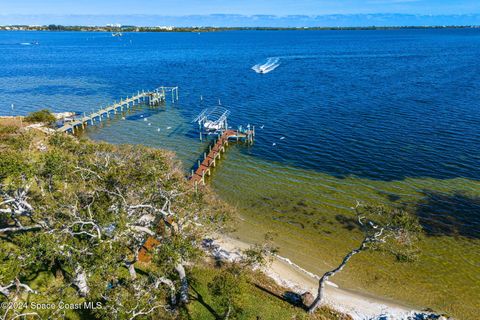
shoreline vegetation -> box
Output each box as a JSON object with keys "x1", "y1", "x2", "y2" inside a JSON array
[
  {"x1": 0, "y1": 112, "x2": 449, "y2": 319},
  {"x1": 0, "y1": 24, "x2": 479, "y2": 32},
  {"x1": 0, "y1": 116, "x2": 350, "y2": 320}
]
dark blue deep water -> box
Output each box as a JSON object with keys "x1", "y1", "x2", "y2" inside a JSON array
[
  {"x1": 1, "y1": 30, "x2": 480, "y2": 318},
  {"x1": 1, "y1": 29, "x2": 479, "y2": 182}
]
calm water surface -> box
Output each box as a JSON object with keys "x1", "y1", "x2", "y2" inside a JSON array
[{"x1": 1, "y1": 29, "x2": 479, "y2": 319}]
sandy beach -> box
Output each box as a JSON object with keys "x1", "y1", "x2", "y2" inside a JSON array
[{"x1": 209, "y1": 234, "x2": 438, "y2": 320}]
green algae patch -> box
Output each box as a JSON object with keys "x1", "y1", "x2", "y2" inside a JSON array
[{"x1": 212, "y1": 150, "x2": 480, "y2": 320}]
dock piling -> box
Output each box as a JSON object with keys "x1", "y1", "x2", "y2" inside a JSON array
[
  {"x1": 56, "y1": 86, "x2": 178, "y2": 134},
  {"x1": 189, "y1": 128, "x2": 255, "y2": 187}
]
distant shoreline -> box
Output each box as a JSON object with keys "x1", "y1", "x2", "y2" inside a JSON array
[{"x1": 1, "y1": 25, "x2": 479, "y2": 32}]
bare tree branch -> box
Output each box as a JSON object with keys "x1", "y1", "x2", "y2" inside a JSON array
[
  {"x1": 8, "y1": 313, "x2": 41, "y2": 320},
  {"x1": 127, "y1": 304, "x2": 164, "y2": 320},
  {"x1": 308, "y1": 202, "x2": 391, "y2": 314},
  {"x1": 175, "y1": 263, "x2": 189, "y2": 304},
  {"x1": 0, "y1": 224, "x2": 43, "y2": 233},
  {"x1": 72, "y1": 265, "x2": 89, "y2": 297},
  {"x1": 154, "y1": 277, "x2": 177, "y2": 306},
  {"x1": 0, "y1": 278, "x2": 37, "y2": 297}
]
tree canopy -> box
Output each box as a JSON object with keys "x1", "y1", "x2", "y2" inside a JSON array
[
  {"x1": 0, "y1": 127, "x2": 229, "y2": 319},
  {"x1": 24, "y1": 109, "x2": 57, "y2": 125}
]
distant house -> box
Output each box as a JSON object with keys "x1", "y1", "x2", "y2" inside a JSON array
[{"x1": 157, "y1": 26, "x2": 175, "y2": 31}]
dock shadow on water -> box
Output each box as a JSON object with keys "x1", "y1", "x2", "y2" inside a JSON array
[{"x1": 411, "y1": 190, "x2": 480, "y2": 239}]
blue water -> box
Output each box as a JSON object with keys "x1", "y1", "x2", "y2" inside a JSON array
[
  {"x1": 1, "y1": 29, "x2": 480, "y2": 318},
  {"x1": 1, "y1": 29, "x2": 480, "y2": 182}
]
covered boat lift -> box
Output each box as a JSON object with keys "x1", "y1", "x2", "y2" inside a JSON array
[
  {"x1": 193, "y1": 106, "x2": 230, "y2": 140},
  {"x1": 190, "y1": 105, "x2": 255, "y2": 187}
]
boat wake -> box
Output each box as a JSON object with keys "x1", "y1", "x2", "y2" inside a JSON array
[{"x1": 252, "y1": 57, "x2": 280, "y2": 74}]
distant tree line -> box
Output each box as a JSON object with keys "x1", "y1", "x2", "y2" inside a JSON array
[{"x1": 0, "y1": 25, "x2": 479, "y2": 32}]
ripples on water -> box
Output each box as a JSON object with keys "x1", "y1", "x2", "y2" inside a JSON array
[
  {"x1": 1, "y1": 30, "x2": 479, "y2": 182},
  {"x1": 1, "y1": 29, "x2": 479, "y2": 318}
]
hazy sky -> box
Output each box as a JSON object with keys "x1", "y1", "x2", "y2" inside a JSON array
[{"x1": 1, "y1": 0, "x2": 480, "y2": 16}]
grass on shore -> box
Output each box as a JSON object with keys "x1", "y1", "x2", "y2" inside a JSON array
[
  {"x1": 186, "y1": 261, "x2": 351, "y2": 320},
  {"x1": 0, "y1": 123, "x2": 349, "y2": 320}
]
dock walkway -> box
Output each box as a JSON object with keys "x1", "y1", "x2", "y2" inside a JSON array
[
  {"x1": 139, "y1": 128, "x2": 253, "y2": 262},
  {"x1": 57, "y1": 87, "x2": 178, "y2": 133},
  {"x1": 190, "y1": 128, "x2": 254, "y2": 187},
  {"x1": 139, "y1": 124, "x2": 254, "y2": 262}
]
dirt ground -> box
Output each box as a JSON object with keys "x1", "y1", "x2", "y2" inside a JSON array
[{"x1": 0, "y1": 116, "x2": 24, "y2": 127}]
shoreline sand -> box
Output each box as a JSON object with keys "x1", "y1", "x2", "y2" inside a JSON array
[{"x1": 209, "y1": 234, "x2": 441, "y2": 320}]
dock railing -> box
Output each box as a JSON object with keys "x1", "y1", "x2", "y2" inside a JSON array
[
  {"x1": 190, "y1": 127, "x2": 255, "y2": 190},
  {"x1": 57, "y1": 86, "x2": 178, "y2": 134}
]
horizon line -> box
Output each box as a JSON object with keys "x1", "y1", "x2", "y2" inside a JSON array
[
  {"x1": 2, "y1": 13, "x2": 479, "y2": 28},
  {"x1": 3, "y1": 13, "x2": 480, "y2": 17}
]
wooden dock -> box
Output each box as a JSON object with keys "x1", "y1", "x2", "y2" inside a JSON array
[
  {"x1": 57, "y1": 87, "x2": 178, "y2": 134},
  {"x1": 138, "y1": 125, "x2": 254, "y2": 262},
  {"x1": 138, "y1": 129, "x2": 253, "y2": 262},
  {"x1": 190, "y1": 128, "x2": 254, "y2": 187}
]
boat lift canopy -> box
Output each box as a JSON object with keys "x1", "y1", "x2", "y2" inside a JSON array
[{"x1": 193, "y1": 106, "x2": 230, "y2": 132}]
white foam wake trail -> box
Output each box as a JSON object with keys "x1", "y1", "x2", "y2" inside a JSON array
[{"x1": 252, "y1": 57, "x2": 281, "y2": 74}]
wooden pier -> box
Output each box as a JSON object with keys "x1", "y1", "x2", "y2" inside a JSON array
[
  {"x1": 138, "y1": 114, "x2": 254, "y2": 262},
  {"x1": 138, "y1": 128, "x2": 253, "y2": 262},
  {"x1": 190, "y1": 128, "x2": 254, "y2": 187},
  {"x1": 57, "y1": 86, "x2": 179, "y2": 134}
]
